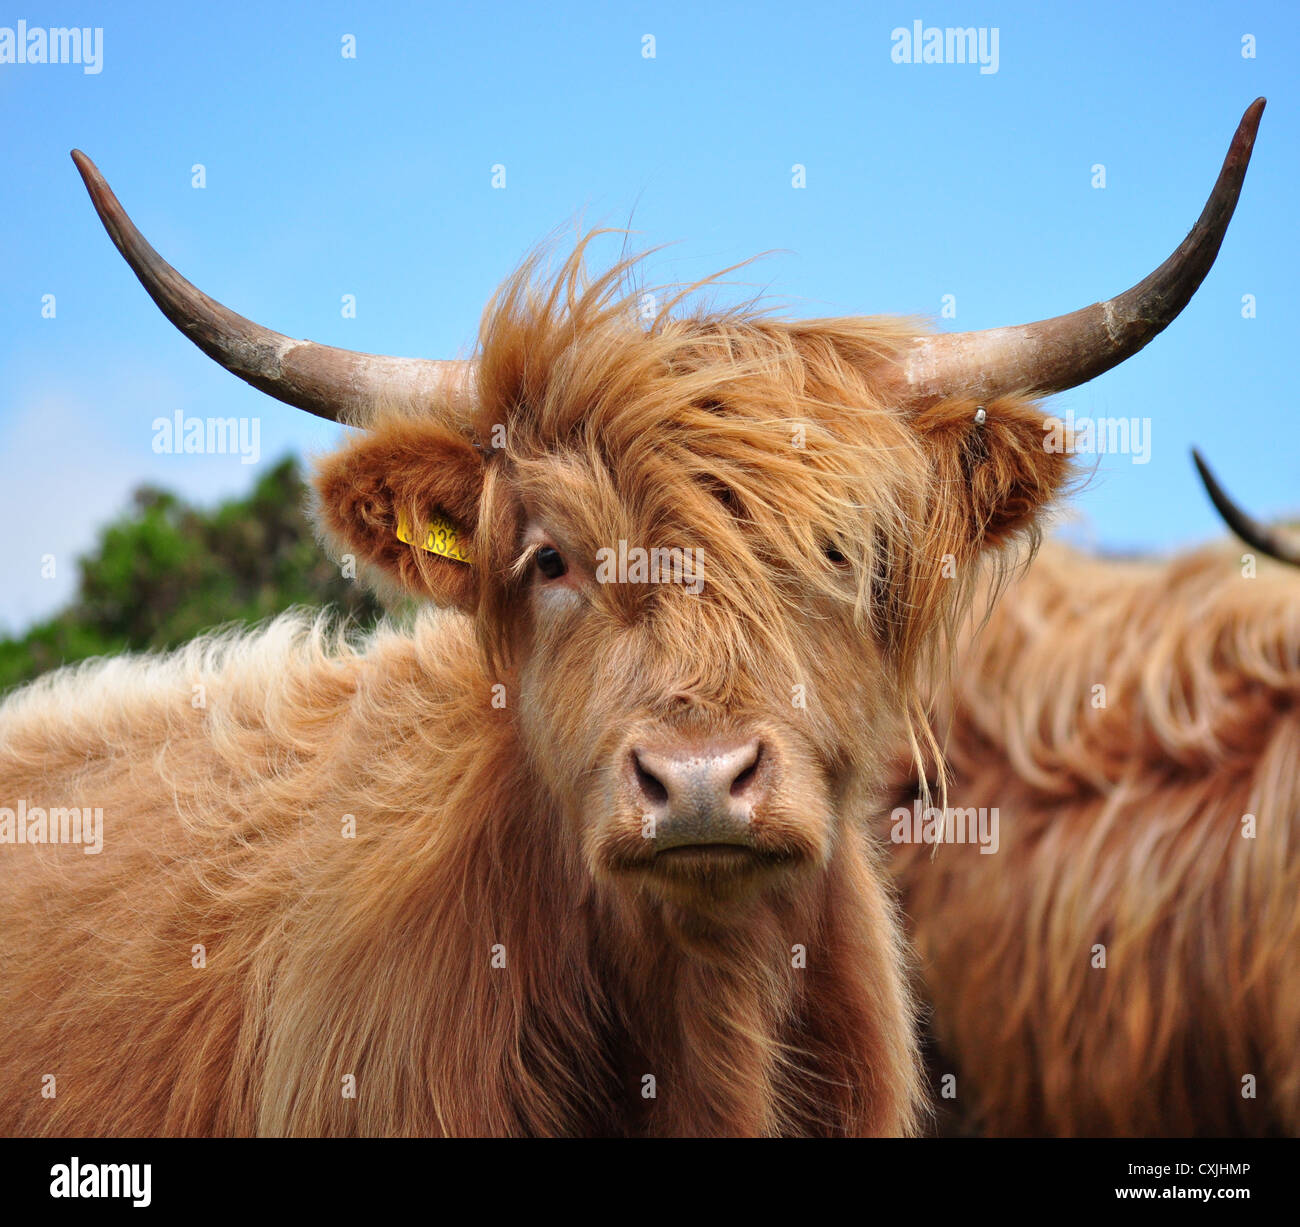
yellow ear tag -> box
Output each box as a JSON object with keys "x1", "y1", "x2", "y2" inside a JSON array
[{"x1": 396, "y1": 508, "x2": 473, "y2": 564}]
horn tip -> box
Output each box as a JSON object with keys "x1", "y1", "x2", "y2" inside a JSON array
[
  {"x1": 70, "y1": 149, "x2": 101, "y2": 189},
  {"x1": 1240, "y1": 97, "x2": 1266, "y2": 138},
  {"x1": 1190, "y1": 446, "x2": 1218, "y2": 487},
  {"x1": 1191, "y1": 447, "x2": 1242, "y2": 530}
]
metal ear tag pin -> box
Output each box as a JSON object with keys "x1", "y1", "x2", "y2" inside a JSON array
[{"x1": 973, "y1": 406, "x2": 987, "y2": 427}]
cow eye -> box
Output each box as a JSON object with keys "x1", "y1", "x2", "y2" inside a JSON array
[
  {"x1": 824, "y1": 544, "x2": 850, "y2": 568},
  {"x1": 535, "y1": 546, "x2": 567, "y2": 579}
]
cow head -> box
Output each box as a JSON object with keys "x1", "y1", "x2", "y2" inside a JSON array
[
  {"x1": 72, "y1": 100, "x2": 1262, "y2": 918},
  {"x1": 306, "y1": 279, "x2": 1075, "y2": 913}
]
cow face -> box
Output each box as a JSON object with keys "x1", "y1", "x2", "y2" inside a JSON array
[{"x1": 315, "y1": 249, "x2": 1070, "y2": 913}]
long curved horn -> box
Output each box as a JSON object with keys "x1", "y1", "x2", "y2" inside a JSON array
[
  {"x1": 71, "y1": 151, "x2": 471, "y2": 425},
  {"x1": 896, "y1": 99, "x2": 1265, "y2": 406},
  {"x1": 1192, "y1": 448, "x2": 1299, "y2": 567}
]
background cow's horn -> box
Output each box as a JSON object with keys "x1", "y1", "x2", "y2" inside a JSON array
[
  {"x1": 895, "y1": 98, "x2": 1265, "y2": 406},
  {"x1": 1192, "y1": 448, "x2": 1299, "y2": 567},
  {"x1": 71, "y1": 150, "x2": 471, "y2": 425}
]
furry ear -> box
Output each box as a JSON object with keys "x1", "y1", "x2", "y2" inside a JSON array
[
  {"x1": 912, "y1": 396, "x2": 1072, "y2": 556},
  {"x1": 312, "y1": 418, "x2": 486, "y2": 610}
]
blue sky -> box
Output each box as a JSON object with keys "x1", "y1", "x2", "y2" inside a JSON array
[{"x1": 1, "y1": 0, "x2": 1296, "y2": 632}]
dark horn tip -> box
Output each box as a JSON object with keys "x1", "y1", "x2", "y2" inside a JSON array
[
  {"x1": 1191, "y1": 446, "x2": 1237, "y2": 520},
  {"x1": 1191, "y1": 447, "x2": 1299, "y2": 567}
]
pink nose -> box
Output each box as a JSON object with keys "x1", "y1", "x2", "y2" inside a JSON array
[{"x1": 630, "y1": 737, "x2": 768, "y2": 849}]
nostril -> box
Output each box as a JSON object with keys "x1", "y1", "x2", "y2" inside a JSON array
[
  {"x1": 632, "y1": 752, "x2": 669, "y2": 806},
  {"x1": 729, "y1": 741, "x2": 764, "y2": 799}
]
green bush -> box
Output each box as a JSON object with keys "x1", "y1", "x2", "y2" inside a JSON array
[{"x1": 0, "y1": 457, "x2": 384, "y2": 695}]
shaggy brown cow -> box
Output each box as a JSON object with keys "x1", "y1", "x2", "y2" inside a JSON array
[
  {"x1": 886, "y1": 470, "x2": 1299, "y2": 1137},
  {"x1": 0, "y1": 100, "x2": 1263, "y2": 1137}
]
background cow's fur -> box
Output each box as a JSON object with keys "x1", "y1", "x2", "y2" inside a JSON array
[{"x1": 888, "y1": 540, "x2": 1300, "y2": 1136}]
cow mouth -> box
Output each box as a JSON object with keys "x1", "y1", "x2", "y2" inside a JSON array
[
  {"x1": 655, "y1": 844, "x2": 754, "y2": 864},
  {"x1": 646, "y1": 843, "x2": 797, "y2": 874},
  {"x1": 601, "y1": 839, "x2": 802, "y2": 885}
]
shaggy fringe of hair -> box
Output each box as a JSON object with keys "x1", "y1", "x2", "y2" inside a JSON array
[{"x1": 461, "y1": 233, "x2": 1069, "y2": 805}]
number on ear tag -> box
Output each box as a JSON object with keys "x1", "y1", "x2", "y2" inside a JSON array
[{"x1": 396, "y1": 509, "x2": 472, "y2": 564}]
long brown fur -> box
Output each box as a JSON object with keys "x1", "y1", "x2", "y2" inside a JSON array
[
  {"x1": 0, "y1": 238, "x2": 1070, "y2": 1136},
  {"x1": 887, "y1": 540, "x2": 1300, "y2": 1136}
]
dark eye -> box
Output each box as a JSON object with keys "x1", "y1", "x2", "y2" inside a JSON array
[
  {"x1": 535, "y1": 546, "x2": 568, "y2": 580},
  {"x1": 824, "y1": 544, "x2": 850, "y2": 568}
]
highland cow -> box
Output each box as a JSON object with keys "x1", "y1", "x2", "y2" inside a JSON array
[{"x1": 0, "y1": 100, "x2": 1264, "y2": 1136}]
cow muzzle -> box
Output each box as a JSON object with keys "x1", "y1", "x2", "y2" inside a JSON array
[
  {"x1": 629, "y1": 737, "x2": 768, "y2": 855},
  {"x1": 590, "y1": 724, "x2": 827, "y2": 898}
]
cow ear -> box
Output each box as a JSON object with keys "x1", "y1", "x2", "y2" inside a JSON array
[
  {"x1": 911, "y1": 396, "x2": 1072, "y2": 555},
  {"x1": 312, "y1": 418, "x2": 486, "y2": 611}
]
